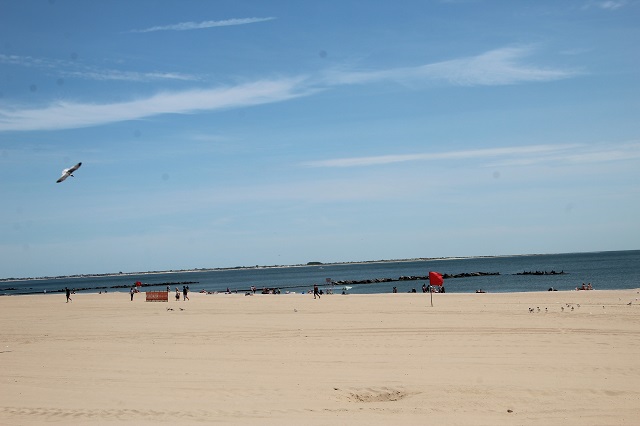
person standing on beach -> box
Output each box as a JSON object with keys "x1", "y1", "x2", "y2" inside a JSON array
[
  {"x1": 65, "y1": 287, "x2": 72, "y2": 303},
  {"x1": 130, "y1": 287, "x2": 135, "y2": 301},
  {"x1": 183, "y1": 285, "x2": 189, "y2": 301},
  {"x1": 313, "y1": 284, "x2": 321, "y2": 299}
]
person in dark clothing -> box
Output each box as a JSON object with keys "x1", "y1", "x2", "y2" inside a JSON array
[
  {"x1": 313, "y1": 284, "x2": 321, "y2": 299},
  {"x1": 183, "y1": 285, "x2": 189, "y2": 301}
]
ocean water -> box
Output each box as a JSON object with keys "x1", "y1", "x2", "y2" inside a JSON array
[{"x1": 1, "y1": 250, "x2": 638, "y2": 296}]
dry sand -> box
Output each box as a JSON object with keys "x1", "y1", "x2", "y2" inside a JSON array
[{"x1": 1, "y1": 289, "x2": 639, "y2": 425}]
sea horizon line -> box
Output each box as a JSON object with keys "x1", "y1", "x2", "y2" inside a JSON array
[{"x1": 2, "y1": 249, "x2": 635, "y2": 283}]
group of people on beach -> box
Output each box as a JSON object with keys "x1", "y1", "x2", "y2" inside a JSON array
[
  {"x1": 86, "y1": 279, "x2": 596, "y2": 302},
  {"x1": 174, "y1": 285, "x2": 189, "y2": 301},
  {"x1": 577, "y1": 282, "x2": 594, "y2": 291},
  {"x1": 391, "y1": 284, "x2": 445, "y2": 293}
]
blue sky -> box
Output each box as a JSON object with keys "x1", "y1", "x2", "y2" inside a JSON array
[{"x1": 1, "y1": 0, "x2": 639, "y2": 278}]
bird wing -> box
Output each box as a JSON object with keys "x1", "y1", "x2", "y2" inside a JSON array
[{"x1": 56, "y1": 162, "x2": 81, "y2": 183}]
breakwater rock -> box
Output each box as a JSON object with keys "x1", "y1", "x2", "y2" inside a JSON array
[
  {"x1": 332, "y1": 272, "x2": 499, "y2": 286},
  {"x1": 108, "y1": 281, "x2": 199, "y2": 289},
  {"x1": 442, "y1": 272, "x2": 500, "y2": 279},
  {"x1": 515, "y1": 271, "x2": 566, "y2": 276}
]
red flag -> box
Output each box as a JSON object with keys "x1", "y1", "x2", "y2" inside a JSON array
[{"x1": 429, "y1": 271, "x2": 443, "y2": 286}]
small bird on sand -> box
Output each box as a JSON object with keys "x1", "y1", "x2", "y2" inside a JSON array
[{"x1": 56, "y1": 162, "x2": 82, "y2": 183}]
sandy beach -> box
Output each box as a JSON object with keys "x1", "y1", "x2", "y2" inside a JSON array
[{"x1": 1, "y1": 289, "x2": 639, "y2": 425}]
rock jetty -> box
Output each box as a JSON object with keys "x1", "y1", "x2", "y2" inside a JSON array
[
  {"x1": 515, "y1": 270, "x2": 566, "y2": 276},
  {"x1": 332, "y1": 272, "x2": 499, "y2": 286}
]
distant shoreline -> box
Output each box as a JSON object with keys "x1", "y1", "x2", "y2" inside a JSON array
[{"x1": 1, "y1": 249, "x2": 632, "y2": 283}]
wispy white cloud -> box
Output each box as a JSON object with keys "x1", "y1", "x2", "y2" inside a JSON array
[
  {"x1": 3, "y1": 46, "x2": 576, "y2": 87},
  {"x1": 0, "y1": 53, "x2": 199, "y2": 82},
  {"x1": 61, "y1": 69, "x2": 199, "y2": 82},
  {"x1": 325, "y1": 46, "x2": 579, "y2": 86},
  {"x1": 0, "y1": 78, "x2": 312, "y2": 131},
  {"x1": 582, "y1": 0, "x2": 628, "y2": 10},
  {"x1": 129, "y1": 17, "x2": 276, "y2": 33},
  {"x1": 0, "y1": 46, "x2": 581, "y2": 132},
  {"x1": 0, "y1": 53, "x2": 51, "y2": 68},
  {"x1": 490, "y1": 141, "x2": 640, "y2": 167},
  {"x1": 302, "y1": 142, "x2": 640, "y2": 168}
]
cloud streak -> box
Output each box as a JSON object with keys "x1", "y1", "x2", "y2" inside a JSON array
[
  {"x1": 0, "y1": 46, "x2": 580, "y2": 132},
  {"x1": 61, "y1": 69, "x2": 199, "y2": 82},
  {"x1": 588, "y1": 1, "x2": 628, "y2": 10},
  {"x1": 302, "y1": 142, "x2": 640, "y2": 168},
  {"x1": 0, "y1": 53, "x2": 198, "y2": 82},
  {"x1": 129, "y1": 17, "x2": 276, "y2": 33},
  {"x1": 0, "y1": 78, "x2": 311, "y2": 131},
  {"x1": 325, "y1": 46, "x2": 579, "y2": 86}
]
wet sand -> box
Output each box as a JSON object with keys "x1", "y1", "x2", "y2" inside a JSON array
[{"x1": 1, "y1": 289, "x2": 639, "y2": 425}]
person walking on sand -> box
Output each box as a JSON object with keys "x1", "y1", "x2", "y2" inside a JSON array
[
  {"x1": 130, "y1": 287, "x2": 135, "y2": 301},
  {"x1": 313, "y1": 284, "x2": 321, "y2": 299},
  {"x1": 183, "y1": 285, "x2": 189, "y2": 301},
  {"x1": 65, "y1": 287, "x2": 72, "y2": 303}
]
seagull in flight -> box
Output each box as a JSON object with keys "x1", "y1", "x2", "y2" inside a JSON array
[{"x1": 56, "y1": 162, "x2": 82, "y2": 183}]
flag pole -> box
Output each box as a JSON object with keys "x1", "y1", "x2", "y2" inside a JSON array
[{"x1": 428, "y1": 271, "x2": 443, "y2": 308}]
